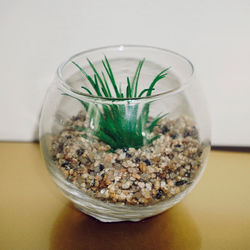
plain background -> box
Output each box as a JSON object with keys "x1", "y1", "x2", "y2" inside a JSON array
[{"x1": 0, "y1": 0, "x2": 249, "y2": 146}]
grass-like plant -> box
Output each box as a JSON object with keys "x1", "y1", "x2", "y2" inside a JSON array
[{"x1": 67, "y1": 56, "x2": 170, "y2": 150}]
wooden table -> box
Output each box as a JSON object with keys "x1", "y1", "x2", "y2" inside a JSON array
[{"x1": 1, "y1": 142, "x2": 250, "y2": 249}]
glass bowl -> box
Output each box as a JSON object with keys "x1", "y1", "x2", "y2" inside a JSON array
[{"x1": 39, "y1": 45, "x2": 210, "y2": 222}]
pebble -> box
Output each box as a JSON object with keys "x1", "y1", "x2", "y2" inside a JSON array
[
  {"x1": 122, "y1": 181, "x2": 132, "y2": 189},
  {"x1": 156, "y1": 189, "x2": 164, "y2": 199},
  {"x1": 50, "y1": 112, "x2": 204, "y2": 206},
  {"x1": 142, "y1": 189, "x2": 151, "y2": 199},
  {"x1": 144, "y1": 159, "x2": 151, "y2": 166},
  {"x1": 160, "y1": 180, "x2": 166, "y2": 188},
  {"x1": 176, "y1": 180, "x2": 187, "y2": 186},
  {"x1": 138, "y1": 182, "x2": 145, "y2": 189},
  {"x1": 139, "y1": 162, "x2": 148, "y2": 173}
]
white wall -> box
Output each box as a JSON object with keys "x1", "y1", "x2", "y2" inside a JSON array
[{"x1": 0, "y1": 0, "x2": 249, "y2": 146}]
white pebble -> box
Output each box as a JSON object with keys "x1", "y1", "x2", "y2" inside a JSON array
[
  {"x1": 145, "y1": 183, "x2": 152, "y2": 191},
  {"x1": 138, "y1": 182, "x2": 145, "y2": 189},
  {"x1": 122, "y1": 181, "x2": 132, "y2": 189},
  {"x1": 160, "y1": 180, "x2": 166, "y2": 188}
]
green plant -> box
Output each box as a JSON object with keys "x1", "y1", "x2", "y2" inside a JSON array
[{"x1": 67, "y1": 56, "x2": 170, "y2": 150}]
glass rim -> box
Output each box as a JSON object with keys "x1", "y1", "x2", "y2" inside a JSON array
[{"x1": 57, "y1": 44, "x2": 194, "y2": 102}]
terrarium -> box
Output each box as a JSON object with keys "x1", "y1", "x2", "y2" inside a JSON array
[{"x1": 39, "y1": 45, "x2": 210, "y2": 222}]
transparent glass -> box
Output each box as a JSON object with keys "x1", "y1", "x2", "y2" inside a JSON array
[{"x1": 39, "y1": 45, "x2": 211, "y2": 222}]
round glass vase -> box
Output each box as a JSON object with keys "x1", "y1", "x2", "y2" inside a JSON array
[{"x1": 39, "y1": 45, "x2": 211, "y2": 222}]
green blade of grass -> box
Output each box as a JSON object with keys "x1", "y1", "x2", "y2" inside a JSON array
[
  {"x1": 146, "y1": 134, "x2": 161, "y2": 145},
  {"x1": 62, "y1": 93, "x2": 89, "y2": 110},
  {"x1": 72, "y1": 61, "x2": 101, "y2": 96},
  {"x1": 146, "y1": 67, "x2": 170, "y2": 96},
  {"x1": 87, "y1": 58, "x2": 110, "y2": 97},
  {"x1": 93, "y1": 74, "x2": 102, "y2": 96},
  {"x1": 100, "y1": 104, "x2": 125, "y2": 140},
  {"x1": 131, "y1": 58, "x2": 145, "y2": 97},
  {"x1": 102, "y1": 56, "x2": 121, "y2": 98},
  {"x1": 81, "y1": 86, "x2": 93, "y2": 95},
  {"x1": 101, "y1": 72, "x2": 112, "y2": 97},
  {"x1": 72, "y1": 126, "x2": 86, "y2": 131},
  {"x1": 126, "y1": 77, "x2": 132, "y2": 98},
  {"x1": 119, "y1": 84, "x2": 124, "y2": 98},
  {"x1": 95, "y1": 130, "x2": 119, "y2": 149},
  {"x1": 138, "y1": 88, "x2": 155, "y2": 97},
  {"x1": 147, "y1": 113, "x2": 167, "y2": 133}
]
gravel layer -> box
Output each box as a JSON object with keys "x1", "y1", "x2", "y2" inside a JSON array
[{"x1": 50, "y1": 111, "x2": 204, "y2": 206}]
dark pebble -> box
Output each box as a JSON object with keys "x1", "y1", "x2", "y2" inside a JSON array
[
  {"x1": 162, "y1": 125, "x2": 169, "y2": 134},
  {"x1": 135, "y1": 157, "x2": 140, "y2": 163},
  {"x1": 167, "y1": 153, "x2": 174, "y2": 160},
  {"x1": 76, "y1": 149, "x2": 84, "y2": 156},
  {"x1": 66, "y1": 135, "x2": 72, "y2": 139},
  {"x1": 170, "y1": 134, "x2": 177, "y2": 139},
  {"x1": 101, "y1": 173, "x2": 105, "y2": 178},
  {"x1": 144, "y1": 159, "x2": 151, "y2": 166},
  {"x1": 184, "y1": 131, "x2": 191, "y2": 137},
  {"x1": 58, "y1": 143, "x2": 64, "y2": 152},
  {"x1": 184, "y1": 172, "x2": 191, "y2": 178},
  {"x1": 61, "y1": 162, "x2": 68, "y2": 168},
  {"x1": 126, "y1": 153, "x2": 132, "y2": 158},
  {"x1": 116, "y1": 159, "x2": 121, "y2": 164},
  {"x1": 176, "y1": 180, "x2": 187, "y2": 186},
  {"x1": 174, "y1": 144, "x2": 181, "y2": 148},
  {"x1": 90, "y1": 180, "x2": 95, "y2": 187},
  {"x1": 99, "y1": 164, "x2": 105, "y2": 171},
  {"x1": 156, "y1": 189, "x2": 164, "y2": 199}
]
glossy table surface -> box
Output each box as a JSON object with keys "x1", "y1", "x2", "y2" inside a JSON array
[{"x1": 1, "y1": 142, "x2": 250, "y2": 250}]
